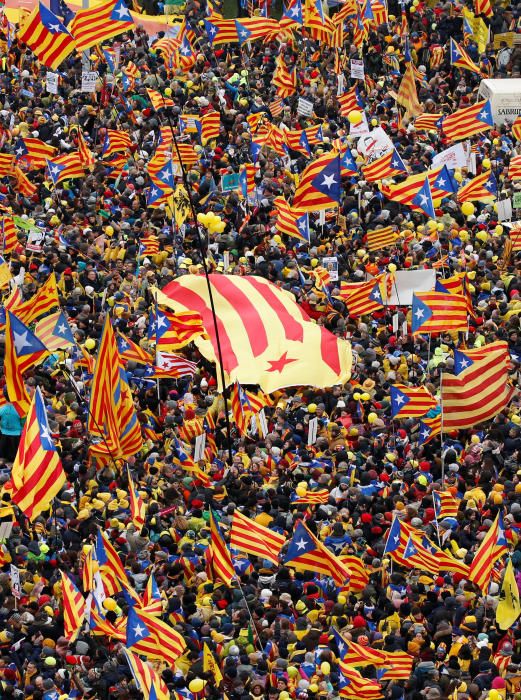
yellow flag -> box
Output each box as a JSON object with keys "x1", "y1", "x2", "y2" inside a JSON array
[
  {"x1": 496, "y1": 558, "x2": 521, "y2": 630},
  {"x1": 0, "y1": 259, "x2": 12, "y2": 289},
  {"x1": 203, "y1": 642, "x2": 223, "y2": 685}
]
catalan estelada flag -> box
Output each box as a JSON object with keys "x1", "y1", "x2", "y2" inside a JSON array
[
  {"x1": 208, "y1": 510, "x2": 235, "y2": 586},
  {"x1": 469, "y1": 512, "x2": 508, "y2": 592},
  {"x1": 411, "y1": 291, "x2": 468, "y2": 334},
  {"x1": 18, "y1": 3, "x2": 75, "y2": 70},
  {"x1": 338, "y1": 276, "x2": 385, "y2": 318},
  {"x1": 126, "y1": 607, "x2": 186, "y2": 666},
  {"x1": 46, "y1": 153, "x2": 84, "y2": 185},
  {"x1": 337, "y1": 87, "x2": 364, "y2": 117},
  {"x1": 10, "y1": 387, "x2": 66, "y2": 519},
  {"x1": 70, "y1": 0, "x2": 134, "y2": 52},
  {"x1": 450, "y1": 37, "x2": 482, "y2": 75},
  {"x1": 383, "y1": 517, "x2": 440, "y2": 573},
  {"x1": 15, "y1": 137, "x2": 57, "y2": 168},
  {"x1": 200, "y1": 110, "x2": 220, "y2": 142},
  {"x1": 292, "y1": 152, "x2": 341, "y2": 211},
  {"x1": 61, "y1": 572, "x2": 86, "y2": 642},
  {"x1": 5, "y1": 312, "x2": 48, "y2": 415},
  {"x1": 390, "y1": 384, "x2": 437, "y2": 418},
  {"x1": 284, "y1": 520, "x2": 351, "y2": 587},
  {"x1": 333, "y1": 629, "x2": 387, "y2": 666},
  {"x1": 378, "y1": 652, "x2": 414, "y2": 681},
  {"x1": 158, "y1": 275, "x2": 352, "y2": 393},
  {"x1": 339, "y1": 665, "x2": 383, "y2": 700},
  {"x1": 418, "y1": 411, "x2": 442, "y2": 445},
  {"x1": 441, "y1": 99, "x2": 494, "y2": 142},
  {"x1": 292, "y1": 488, "x2": 329, "y2": 505},
  {"x1": 512, "y1": 116, "x2": 521, "y2": 143},
  {"x1": 117, "y1": 332, "x2": 152, "y2": 365},
  {"x1": 35, "y1": 311, "x2": 75, "y2": 352},
  {"x1": 204, "y1": 17, "x2": 238, "y2": 44},
  {"x1": 102, "y1": 130, "x2": 132, "y2": 158},
  {"x1": 0, "y1": 216, "x2": 19, "y2": 255},
  {"x1": 457, "y1": 170, "x2": 497, "y2": 202},
  {"x1": 396, "y1": 63, "x2": 422, "y2": 117},
  {"x1": 123, "y1": 648, "x2": 170, "y2": 700},
  {"x1": 141, "y1": 574, "x2": 163, "y2": 617},
  {"x1": 231, "y1": 510, "x2": 285, "y2": 565},
  {"x1": 239, "y1": 164, "x2": 256, "y2": 197},
  {"x1": 95, "y1": 528, "x2": 128, "y2": 597},
  {"x1": 362, "y1": 149, "x2": 407, "y2": 182},
  {"x1": 274, "y1": 196, "x2": 309, "y2": 242},
  {"x1": 508, "y1": 154, "x2": 521, "y2": 180},
  {"x1": 381, "y1": 165, "x2": 457, "y2": 205},
  {"x1": 12, "y1": 273, "x2": 60, "y2": 325},
  {"x1": 146, "y1": 88, "x2": 174, "y2": 111},
  {"x1": 441, "y1": 341, "x2": 514, "y2": 430}
]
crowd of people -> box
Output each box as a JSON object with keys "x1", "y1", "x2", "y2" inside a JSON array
[{"x1": 0, "y1": 0, "x2": 521, "y2": 698}]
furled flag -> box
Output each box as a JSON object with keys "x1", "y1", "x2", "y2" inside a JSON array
[
  {"x1": 0, "y1": 216, "x2": 18, "y2": 255},
  {"x1": 123, "y1": 649, "x2": 170, "y2": 700},
  {"x1": 284, "y1": 520, "x2": 351, "y2": 587},
  {"x1": 239, "y1": 164, "x2": 256, "y2": 197},
  {"x1": 441, "y1": 341, "x2": 514, "y2": 430},
  {"x1": 208, "y1": 510, "x2": 236, "y2": 586},
  {"x1": 204, "y1": 641, "x2": 223, "y2": 686},
  {"x1": 158, "y1": 275, "x2": 352, "y2": 393},
  {"x1": 5, "y1": 312, "x2": 48, "y2": 416},
  {"x1": 441, "y1": 99, "x2": 493, "y2": 142},
  {"x1": 411, "y1": 291, "x2": 468, "y2": 334},
  {"x1": 433, "y1": 490, "x2": 459, "y2": 520},
  {"x1": 70, "y1": 0, "x2": 134, "y2": 52},
  {"x1": 508, "y1": 154, "x2": 521, "y2": 180},
  {"x1": 15, "y1": 137, "x2": 57, "y2": 169},
  {"x1": 366, "y1": 226, "x2": 398, "y2": 252},
  {"x1": 418, "y1": 411, "x2": 442, "y2": 445},
  {"x1": 338, "y1": 276, "x2": 385, "y2": 317},
  {"x1": 126, "y1": 607, "x2": 186, "y2": 665},
  {"x1": 10, "y1": 387, "x2": 66, "y2": 519},
  {"x1": 95, "y1": 528, "x2": 128, "y2": 597},
  {"x1": 390, "y1": 384, "x2": 437, "y2": 419},
  {"x1": 46, "y1": 153, "x2": 84, "y2": 185},
  {"x1": 362, "y1": 149, "x2": 408, "y2": 182},
  {"x1": 128, "y1": 468, "x2": 146, "y2": 530},
  {"x1": 200, "y1": 110, "x2": 220, "y2": 142},
  {"x1": 292, "y1": 152, "x2": 341, "y2": 211},
  {"x1": 0, "y1": 256, "x2": 12, "y2": 289},
  {"x1": 231, "y1": 510, "x2": 285, "y2": 565},
  {"x1": 411, "y1": 176, "x2": 435, "y2": 218},
  {"x1": 457, "y1": 170, "x2": 497, "y2": 202},
  {"x1": 413, "y1": 114, "x2": 442, "y2": 131},
  {"x1": 273, "y1": 54, "x2": 297, "y2": 98},
  {"x1": 146, "y1": 88, "x2": 174, "y2": 111},
  {"x1": 18, "y1": 3, "x2": 75, "y2": 70},
  {"x1": 496, "y1": 558, "x2": 521, "y2": 630},
  {"x1": 396, "y1": 63, "x2": 422, "y2": 118},
  {"x1": 512, "y1": 116, "x2": 521, "y2": 143},
  {"x1": 469, "y1": 512, "x2": 508, "y2": 592},
  {"x1": 88, "y1": 316, "x2": 143, "y2": 462},
  {"x1": 35, "y1": 311, "x2": 75, "y2": 352},
  {"x1": 12, "y1": 167, "x2": 37, "y2": 197},
  {"x1": 61, "y1": 572, "x2": 86, "y2": 641},
  {"x1": 450, "y1": 37, "x2": 482, "y2": 75}
]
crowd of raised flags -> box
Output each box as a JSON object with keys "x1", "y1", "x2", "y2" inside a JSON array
[{"x1": 0, "y1": 0, "x2": 521, "y2": 697}]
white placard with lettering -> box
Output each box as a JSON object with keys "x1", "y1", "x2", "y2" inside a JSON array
[
  {"x1": 46, "y1": 72, "x2": 58, "y2": 95},
  {"x1": 81, "y1": 71, "x2": 98, "y2": 93}
]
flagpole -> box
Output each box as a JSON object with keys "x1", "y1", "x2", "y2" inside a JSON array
[{"x1": 439, "y1": 367, "x2": 445, "y2": 485}]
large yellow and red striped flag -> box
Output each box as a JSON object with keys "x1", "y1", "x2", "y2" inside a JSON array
[
  {"x1": 17, "y1": 137, "x2": 57, "y2": 168},
  {"x1": 70, "y1": 0, "x2": 134, "y2": 52},
  {"x1": 88, "y1": 316, "x2": 143, "y2": 462},
  {"x1": 396, "y1": 63, "x2": 422, "y2": 118},
  {"x1": 469, "y1": 512, "x2": 508, "y2": 592},
  {"x1": 457, "y1": 170, "x2": 497, "y2": 202},
  {"x1": 157, "y1": 275, "x2": 352, "y2": 393},
  {"x1": 441, "y1": 341, "x2": 514, "y2": 430},
  {"x1": 123, "y1": 649, "x2": 170, "y2": 700},
  {"x1": 10, "y1": 387, "x2": 66, "y2": 519},
  {"x1": 231, "y1": 510, "x2": 285, "y2": 565},
  {"x1": 441, "y1": 99, "x2": 494, "y2": 142},
  {"x1": 208, "y1": 510, "x2": 235, "y2": 585},
  {"x1": 12, "y1": 273, "x2": 60, "y2": 325},
  {"x1": 18, "y1": 3, "x2": 76, "y2": 70},
  {"x1": 61, "y1": 572, "x2": 86, "y2": 641},
  {"x1": 47, "y1": 153, "x2": 84, "y2": 185}
]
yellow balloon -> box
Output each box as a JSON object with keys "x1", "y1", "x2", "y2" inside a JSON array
[
  {"x1": 105, "y1": 225, "x2": 114, "y2": 236},
  {"x1": 427, "y1": 220, "x2": 437, "y2": 231},
  {"x1": 437, "y1": 222, "x2": 444, "y2": 231},
  {"x1": 309, "y1": 685, "x2": 319, "y2": 694},
  {"x1": 287, "y1": 666, "x2": 299, "y2": 678},
  {"x1": 367, "y1": 412, "x2": 378, "y2": 424},
  {"x1": 361, "y1": 392, "x2": 371, "y2": 401},
  {"x1": 321, "y1": 661, "x2": 331, "y2": 675},
  {"x1": 476, "y1": 231, "x2": 488, "y2": 243},
  {"x1": 461, "y1": 202, "x2": 475, "y2": 217},
  {"x1": 495, "y1": 225, "x2": 504, "y2": 236},
  {"x1": 337, "y1": 594, "x2": 347, "y2": 604},
  {"x1": 371, "y1": 118, "x2": 378, "y2": 127},
  {"x1": 348, "y1": 110, "x2": 363, "y2": 125},
  {"x1": 432, "y1": 198, "x2": 442, "y2": 208},
  {"x1": 388, "y1": 263, "x2": 397, "y2": 273},
  {"x1": 103, "y1": 598, "x2": 117, "y2": 611},
  {"x1": 454, "y1": 171, "x2": 463, "y2": 183},
  {"x1": 189, "y1": 679, "x2": 206, "y2": 693},
  {"x1": 482, "y1": 158, "x2": 491, "y2": 169},
  {"x1": 353, "y1": 392, "x2": 361, "y2": 401},
  {"x1": 295, "y1": 486, "x2": 307, "y2": 497},
  {"x1": 412, "y1": 0, "x2": 419, "y2": 5},
  {"x1": 84, "y1": 338, "x2": 96, "y2": 351}
]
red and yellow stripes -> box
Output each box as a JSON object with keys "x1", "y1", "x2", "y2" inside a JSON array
[
  {"x1": 61, "y1": 572, "x2": 86, "y2": 641},
  {"x1": 208, "y1": 511, "x2": 235, "y2": 585},
  {"x1": 70, "y1": 0, "x2": 134, "y2": 52},
  {"x1": 18, "y1": 6, "x2": 75, "y2": 70},
  {"x1": 231, "y1": 510, "x2": 285, "y2": 565}
]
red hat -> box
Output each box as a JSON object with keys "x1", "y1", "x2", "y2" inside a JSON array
[
  {"x1": 435, "y1": 576, "x2": 445, "y2": 587},
  {"x1": 353, "y1": 615, "x2": 366, "y2": 628},
  {"x1": 380, "y1": 473, "x2": 390, "y2": 482},
  {"x1": 420, "y1": 461, "x2": 430, "y2": 472},
  {"x1": 319, "y1": 633, "x2": 330, "y2": 645},
  {"x1": 192, "y1": 499, "x2": 203, "y2": 509},
  {"x1": 361, "y1": 513, "x2": 372, "y2": 524}
]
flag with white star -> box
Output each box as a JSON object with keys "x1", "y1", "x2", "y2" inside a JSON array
[
  {"x1": 35, "y1": 310, "x2": 75, "y2": 352},
  {"x1": 390, "y1": 383, "x2": 437, "y2": 419},
  {"x1": 70, "y1": 0, "x2": 134, "y2": 53},
  {"x1": 292, "y1": 152, "x2": 342, "y2": 211},
  {"x1": 411, "y1": 291, "x2": 468, "y2": 335}
]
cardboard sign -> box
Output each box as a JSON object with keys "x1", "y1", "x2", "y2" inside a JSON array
[
  {"x1": 513, "y1": 192, "x2": 521, "y2": 209},
  {"x1": 323, "y1": 256, "x2": 339, "y2": 281},
  {"x1": 46, "y1": 72, "x2": 58, "y2": 95},
  {"x1": 432, "y1": 143, "x2": 467, "y2": 170},
  {"x1": 350, "y1": 59, "x2": 365, "y2": 80},
  {"x1": 221, "y1": 172, "x2": 240, "y2": 192},
  {"x1": 81, "y1": 71, "x2": 98, "y2": 93},
  {"x1": 10, "y1": 565, "x2": 21, "y2": 599},
  {"x1": 297, "y1": 97, "x2": 314, "y2": 117}
]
